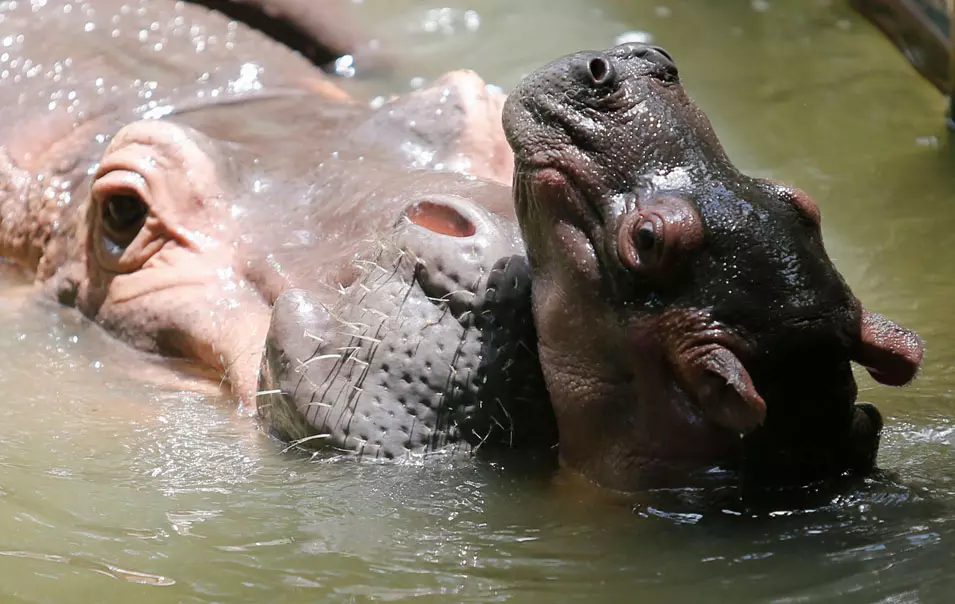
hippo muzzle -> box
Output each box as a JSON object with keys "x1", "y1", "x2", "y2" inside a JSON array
[{"x1": 258, "y1": 194, "x2": 555, "y2": 459}]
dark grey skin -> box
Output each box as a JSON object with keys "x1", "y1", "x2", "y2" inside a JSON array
[
  {"x1": 501, "y1": 43, "x2": 925, "y2": 490},
  {"x1": 0, "y1": 0, "x2": 524, "y2": 441}
]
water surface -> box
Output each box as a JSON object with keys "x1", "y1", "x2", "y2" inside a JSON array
[{"x1": 3, "y1": 1, "x2": 955, "y2": 602}]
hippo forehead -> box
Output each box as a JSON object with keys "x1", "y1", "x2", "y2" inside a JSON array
[{"x1": 678, "y1": 177, "x2": 855, "y2": 336}]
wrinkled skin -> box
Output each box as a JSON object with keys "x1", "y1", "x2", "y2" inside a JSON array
[
  {"x1": 185, "y1": 0, "x2": 390, "y2": 75},
  {"x1": 0, "y1": 0, "x2": 540, "y2": 456},
  {"x1": 502, "y1": 43, "x2": 925, "y2": 490}
]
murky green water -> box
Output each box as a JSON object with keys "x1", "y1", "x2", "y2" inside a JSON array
[{"x1": 2, "y1": 0, "x2": 955, "y2": 602}]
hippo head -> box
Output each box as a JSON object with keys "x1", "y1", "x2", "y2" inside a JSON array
[
  {"x1": 502, "y1": 43, "x2": 924, "y2": 490},
  {"x1": 38, "y1": 71, "x2": 522, "y2": 412}
]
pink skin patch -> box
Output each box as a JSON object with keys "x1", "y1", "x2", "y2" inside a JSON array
[{"x1": 855, "y1": 309, "x2": 925, "y2": 387}]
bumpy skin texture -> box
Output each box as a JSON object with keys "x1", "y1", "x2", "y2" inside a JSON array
[
  {"x1": 0, "y1": 0, "x2": 541, "y2": 456},
  {"x1": 503, "y1": 44, "x2": 925, "y2": 490},
  {"x1": 259, "y1": 192, "x2": 554, "y2": 458}
]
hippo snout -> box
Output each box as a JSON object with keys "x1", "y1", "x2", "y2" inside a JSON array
[
  {"x1": 569, "y1": 44, "x2": 679, "y2": 93},
  {"x1": 257, "y1": 194, "x2": 554, "y2": 459}
]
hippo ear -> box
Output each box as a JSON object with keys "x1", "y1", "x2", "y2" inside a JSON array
[
  {"x1": 670, "y1": 343, "x2": 766, "y2": 434},
  {"x1": 403, "y1": 200, "x2": 477, "y2": 238},
  {"x1": 853, "y1": 309, "x2": 924, "y2": 387},
  {"x1": 694, "y1": 347, "x2": 767, "y2": 434}
]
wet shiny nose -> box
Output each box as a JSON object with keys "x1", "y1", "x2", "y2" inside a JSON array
[
  {"x1": 615, "y1": 43, "x2": 674, "y2": 63},
  {"x1": 613, "y1": 42, "x2": 679, "y2": 82}
]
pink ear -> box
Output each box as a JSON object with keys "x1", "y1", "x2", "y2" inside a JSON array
[
  {"x1": 688, "y1": 347, "x2": 767, "y2": 434},
  {"x1": 854, "y1": 309, "x2": 924, "y2": 387},
  {"x1": 404, "y1": 201, "x2": 477, "y2": 237}
]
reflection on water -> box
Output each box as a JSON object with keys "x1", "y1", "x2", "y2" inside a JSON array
[{"x1": 2, "y1": 0, "x2": 955, "y2": 602}]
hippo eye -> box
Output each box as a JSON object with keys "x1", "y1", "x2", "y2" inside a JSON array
[
  {"x1": 102, "y1": 191, "x2": 148, "y2": 250},
  {"x1": 634, "y1": 222, "x2": 657, "y2": 253},
  {"x1": 619, "y1": 214, "x2": 666, "y2": 273}
]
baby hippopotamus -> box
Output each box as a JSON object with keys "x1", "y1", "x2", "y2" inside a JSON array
[{"x1": 501, "y1": 43, "x2": 924, "y2": 490}]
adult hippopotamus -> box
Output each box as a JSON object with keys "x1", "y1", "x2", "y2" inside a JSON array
[
  {"x1": 262, "y1": 44, "x2": 925, "y2": 491},
  {"x1": 0, "y1": 2, "x2": 515, "y2": 407}
]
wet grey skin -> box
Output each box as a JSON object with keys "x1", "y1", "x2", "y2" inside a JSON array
[
  {"x1": 0, "y1": 1, "x2": 549, "y2": 458},
  {"x1": 502, "y1": 43, "x2": 925, "y2": 490}
]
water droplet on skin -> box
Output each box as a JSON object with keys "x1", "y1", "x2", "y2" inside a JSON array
[{"x1": 334, "y1": 54, "x2": 355, "y2": 78}]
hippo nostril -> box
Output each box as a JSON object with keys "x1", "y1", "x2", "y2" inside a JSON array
[
  {"x1": 649, "y1": 46, "x2": 675, "y2": 63},
  {"x1": 405, "y1": 200, "x2": 476, "y2": 237},
  {"x1": 616, "y1": 42, "x2": 678, "y2": 81},
  {"x1": 586, "y1": 57, "x2": 615, "y2": 87}
]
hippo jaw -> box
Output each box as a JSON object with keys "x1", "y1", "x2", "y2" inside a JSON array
[{"x1": 502, "y1": 43, "x2": 924, "y2": 491}]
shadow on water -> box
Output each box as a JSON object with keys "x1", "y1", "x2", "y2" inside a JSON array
[{"x1": 2, "y1": 0, "x2": 955, "y2": 602}]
